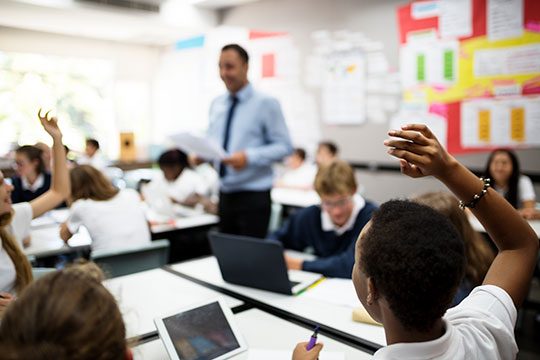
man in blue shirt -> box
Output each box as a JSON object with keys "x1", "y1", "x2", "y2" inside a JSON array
[
  {"x1": 207, "y1": 44, "x2": 293, "y2": 238},
  {"x1": 269, "y1": 161, "x2": 377, "y2": 278}
]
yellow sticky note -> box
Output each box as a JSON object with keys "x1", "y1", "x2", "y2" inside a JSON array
[
  {"x1": 478, "y1": 109, "x2": 491, "y2": 143},
  {"x1": 510, "y1": 107, "x2": 525, "y2": 142}
]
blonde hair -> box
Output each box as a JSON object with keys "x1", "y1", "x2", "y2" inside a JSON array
[
  {"x1": 0, "y1": 211, "x2": 33, "y2": 293},
  {"x1": 0, "y1": 265, "x2": 126, "y2": 359},
  {"x1": 314, "y1": 160, "x2": 357, "y2": 196},
  {"x1": 413, "y1": 192, "x2": 495, "y2": 287},
  {"x1": 70, "y1": 165, "x2": 118, "y2": 202}
]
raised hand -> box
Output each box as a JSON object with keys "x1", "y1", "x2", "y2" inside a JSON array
[
  {"x1": 38, "y1": 108, "x2": 62, "y2": 140},
  {"x1": 383, "y1": 124, "x2": 454, "y2": 180}
]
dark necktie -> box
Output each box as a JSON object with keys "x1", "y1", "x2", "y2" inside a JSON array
[{"x1": 219, "y1": 96, "x2": 239, "y2": 177}]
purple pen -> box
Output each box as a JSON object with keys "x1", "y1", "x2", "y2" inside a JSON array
[{"x1": 306, "y1": 325, "x2": 320, "y2": 351}]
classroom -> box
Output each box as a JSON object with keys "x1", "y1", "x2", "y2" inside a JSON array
[{"x1": 0, "y1": 0, "x2": 539, "y2": 359}]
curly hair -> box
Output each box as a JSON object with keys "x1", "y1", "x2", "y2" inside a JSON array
[{"x1": 359, "y1": 200, "x2": 465, "y2": 332}]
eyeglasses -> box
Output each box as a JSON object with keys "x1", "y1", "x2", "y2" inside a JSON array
[{"x1": 321, "y1": 196, "x2": 353, "y2": 209}]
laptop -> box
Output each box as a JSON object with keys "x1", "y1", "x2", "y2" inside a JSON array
[{"x1": 209, "y1": 232, "x2": 323, "y2": 295}]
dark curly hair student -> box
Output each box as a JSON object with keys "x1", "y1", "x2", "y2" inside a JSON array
[{"x1": 359, "y1": 200, "x2": 465, "y2": 332}]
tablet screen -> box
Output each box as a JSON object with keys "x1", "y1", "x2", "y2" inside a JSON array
[{"x1": 162, "y1": 301, "x2": 241, "y2": 360}]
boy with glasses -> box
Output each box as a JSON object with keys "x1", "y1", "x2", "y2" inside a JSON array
[{"x1": 269, "y1": 160, "x2": 376, "y2": 278}]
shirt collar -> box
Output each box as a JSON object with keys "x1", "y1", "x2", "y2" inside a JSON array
[
  {"x1": 230, "y1": 82, "x2": 253, "y2": 103},
  {"x1": 321, "y1": 193, "x2": 366, "y2": 235},
  {"x1": 374, "y1": 320, "x2": 453, "y2": 359},
  {"x1": 21, "y1": 173, "x2": 45, "y2": 192}
]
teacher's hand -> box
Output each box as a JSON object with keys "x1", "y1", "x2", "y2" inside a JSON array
[{"x1": 222, "y1": 151, "x2": 247, "y2": 170}]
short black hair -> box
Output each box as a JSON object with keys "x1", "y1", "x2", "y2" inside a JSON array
[
  {"x1": 318, "y1": 141, "x2": 338, "y2": 156},
  {"x1": 221, "y1": 44, "x2": 249, "y2": 64},
  {"x1": 359, "y1": 200, "x2": 465, "y2": 333},
  {"x1": 86, "y1": 138, "x2": 100, "y2": 150},
  {"x1": 293, "y1": 148, "x2": 306, "y2": 161},
  {"x1": 158, "y1": 149, "x2": 190, "y2": 169}
]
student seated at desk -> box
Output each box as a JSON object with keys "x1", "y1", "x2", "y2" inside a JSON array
[
  {"x1": 10, "y1": 145, "x2": 51, "y2": 204},
  {"x1": 77, "y1": 138, "x2": 109, "y2": 170},
  {"x1": 270, "y1": 160, "x2": 376, "y2": 278},
  {"x1": 293, "y1": 124, "x2": 539, "y2": 360},
  {"x1": 0, "y1": 110, "x2": 70, "y2": 316},
  {"x1": 0, "y1": 262, "x2": 132, "y2": 360},
  {"x1": 144, "y1": 149, "x2": 217, "y2": 214},
  {"x1": 484, "y1": 149, "x2": 537, "y2": 219},
  {"x1": 315, "y1": 141, "x2": 339, "y2": 167},
  {"x1": 413, "y1": 192, "x2": 495, "y2": 306},
  {"x1": 275, "y1": 148, "x2": 317, "y2": 190},
  {"x1": 60, "y1": 165, "x2": 150, "y2": 252}
]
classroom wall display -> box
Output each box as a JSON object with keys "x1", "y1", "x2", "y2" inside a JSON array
[{"x1": 397, "y1": 0, "x2": 540, "y2": 154}]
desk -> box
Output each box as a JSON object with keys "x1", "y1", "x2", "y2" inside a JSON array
[
  {"x1": 168, "y1": 257, "x2": 386, "y2": 351},
  {"x1": 25, "y1": 224, "x2": 92, "y2": 258},
  {"x1": 150, "y1": 213, "x2": 219, "y2": 235},
  {"x1": 104, "y1": 268, "x2": 243, "y2": 338},
  {"x1": 271, "y1": 188, "x2": 320, "y2": 208},
  {"x1": 468, "y1": 215, "x2": 540, "y2": 238},
  {"x1": 132, "y1": 309, "x2": 373, "y2": 359}
]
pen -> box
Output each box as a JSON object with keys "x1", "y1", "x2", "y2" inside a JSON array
[{"x1": 306, "y1": 325, "x2": 320, "y2": 351}]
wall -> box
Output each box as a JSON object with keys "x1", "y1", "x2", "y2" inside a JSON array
[{"x1": 221, "y1": 0, "x2": 540, "y2": 173}]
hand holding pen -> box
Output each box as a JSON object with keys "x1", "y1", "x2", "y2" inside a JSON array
[{"x1": 292, "y1": 325, "x2": 324, "y2": 360}]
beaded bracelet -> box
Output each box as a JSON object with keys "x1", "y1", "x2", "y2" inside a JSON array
[{"x1": 459, "y1": 177, "x2": 491, "y2": 210}]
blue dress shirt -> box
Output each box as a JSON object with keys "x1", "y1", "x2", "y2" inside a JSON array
[{"x1": 208, "y1": 83, "x2": 293, "y2": 193}]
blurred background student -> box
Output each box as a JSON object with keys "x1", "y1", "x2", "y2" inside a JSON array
[
  {"x1": 275, "y1": 148, "x2": 317, "y2": 190},
  {"x1": 484, "y1": 149, "x2": 536, "y2": 219},
  {"x1": 315, "y1": 141, "x2": 339, "y2": 167},
  {"x1": 78, "y1": 138, "x2": 108, "y2": 171},
  {"x1": 60, "y1": 164, "x2": 150, "y2": 252},
  {"x1": 10, "y1": 145, "x2": 51, "y2": 204}
]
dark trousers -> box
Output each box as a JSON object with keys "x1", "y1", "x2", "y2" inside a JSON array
[{"x1": 219, "y1": 190, "x2": 271, "y2": 239}]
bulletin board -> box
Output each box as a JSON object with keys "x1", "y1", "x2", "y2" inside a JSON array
[{"x1": 397, "y1": 0, "x2": 540, "y2": 154}]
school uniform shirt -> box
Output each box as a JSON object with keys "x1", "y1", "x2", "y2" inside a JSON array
[
  {"x1": 493, "y1": 175, "x2": 536, "y2": 208},
  {"x1": 77, "y1": 152, "x2": 109, "y2": 170},
  {"x1": 10, "y1": 173, "x2": 51, "y2": 204},
  {"x1": 269, "y1": 194, "x2": 377, "y2": 278},
  {"x1": 0, "y1": 202, "x2": 32, "y2": 293},
  {"x1": 144, "y1": 168, "x2": 209, "y2": 204},
  {"x1": 373, "y1": 285, "x2": 517, "y2": 360},
  {"x1": 66, "y1": 189, "x2": 150, "y2": 252},
  {"x1": 278, "y1": 162, "x2": 318, "y2": 189}
]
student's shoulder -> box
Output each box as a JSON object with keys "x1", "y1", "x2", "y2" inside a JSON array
[{"x1": 294, "y1": 205, "x2": 322, "y2": 222}]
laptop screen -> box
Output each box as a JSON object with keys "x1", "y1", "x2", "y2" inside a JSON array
[{"x1": 162, "y1": 301, "x2": 241, "y2": 360}]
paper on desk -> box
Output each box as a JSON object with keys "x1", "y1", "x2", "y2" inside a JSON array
[
  {"x1": 248, "y1": 349, "x2": 344, "y2": 360},
  {"x1": 169, "y1": 133, "x2": 226, "y2": 160},
  {"x1": 302, "y1": 278, "x2": 360, "y2": 308}
]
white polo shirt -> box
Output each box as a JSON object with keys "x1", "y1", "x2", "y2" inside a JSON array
[
  {"x1": 0, "y1": 202, "x2": 32, "y2": 293},
  {"x1": 373, "y1": 285, "x2": 517, "y2": 360}
]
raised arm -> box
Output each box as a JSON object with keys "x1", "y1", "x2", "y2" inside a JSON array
[
  {"x1": 384, "y1": 124, "x2": 538, "y2": 307},
  {"x1": 29, "y1": 109, "x2": 70, "y2": 218}
]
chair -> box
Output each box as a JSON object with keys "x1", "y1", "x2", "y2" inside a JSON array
[{"x1": 90, "y1": 239, "x2": 170, "y2": 278}]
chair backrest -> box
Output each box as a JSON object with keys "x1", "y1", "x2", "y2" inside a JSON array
[{"x1": 90, "y1": 239, "x2": 170, "y2": 278}]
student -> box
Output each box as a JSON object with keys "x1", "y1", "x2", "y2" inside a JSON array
[
  {"x1": 484, "y1": 149, "x2": 536, "y2": 217},
  {"x1": 275, "y1": 148, "x2": 317, "y2": 190},
  {"x1": 143, "y1": 149, "x2": 215, "y2": 212},
  {"x1": 0, "y1": 265, "x2": 131, "y2": 360},
  {"x1": 413, "y1": 191, "x2": 495, "y2": 306},
  {"x1": 10, "y1": 145, "x2": 51, "y2": 203},
  {"x1": 78, "y1": 138, "x2": 108, "y2": 170},
  {"x1": 0, "y1": 110, "x2": 70, "y2": 307},
  {"x1": 269, "y1": 160, "x2": 376, "y2": 278},
  {"x1": 60, "y1": 165, "x2": 150, "y2": 252},
  {"x1": 315, "y1": 141, "x2": 339, "y2": 167},
  {"x1": 34, "y1": 141, "x2": 52, "y2": 172},
  {"x1": 293, "y1": 124, "x2": 538, "y2": 360}
]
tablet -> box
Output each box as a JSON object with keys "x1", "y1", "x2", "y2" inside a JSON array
[{"x1": 154, "y1": 299, "x2": 247, "y2": 360}]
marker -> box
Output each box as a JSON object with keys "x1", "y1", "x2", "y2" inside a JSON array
[{"x1": 306, "y1": 325, "x2": 320, "y2": 351}]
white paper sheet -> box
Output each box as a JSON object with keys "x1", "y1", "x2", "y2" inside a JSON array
[
  {"x1": 439, "y1": 0, "x2": 472, "y2": 39},
  {"x1": 474, "y1": 44, "x2": 540, "y2": 78},
  {"x1": 248, "y1": 349, "x2": 345, "y2": 360},
  {"x1": 487, "y1": 0, "x2": 523, "y2": 41},
  {"x1": 301, "y1": 278, "x2": 360, "y2": 308},
  {"x1": 169, "y1": 132, "x2": 226, "y2": 160}
]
